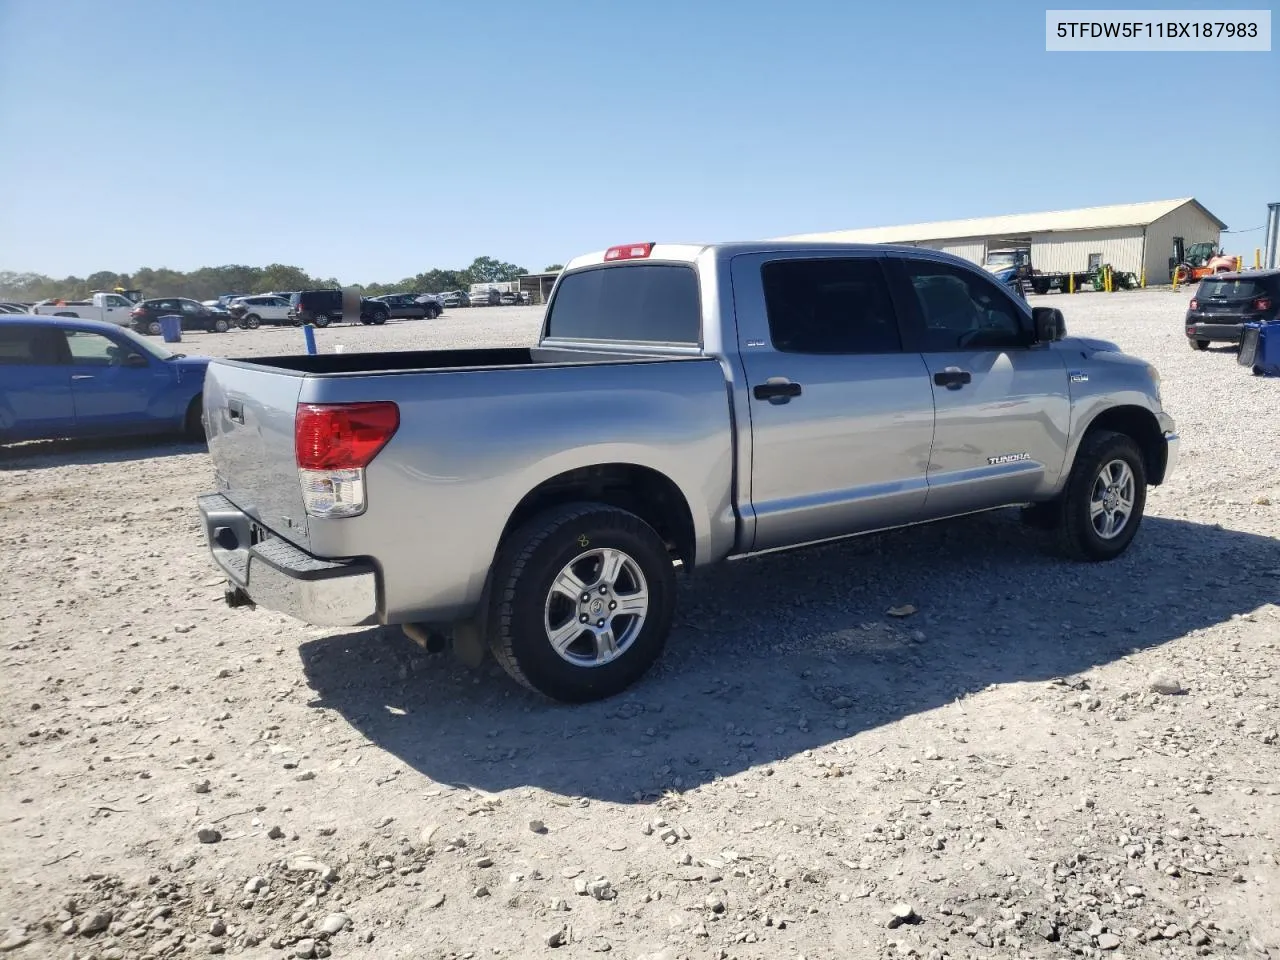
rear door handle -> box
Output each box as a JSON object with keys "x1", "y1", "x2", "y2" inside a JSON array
[
  {"x1": 933, "y1": 368, "x2": 972, "y2": 390},
  {"x1": 227, "y1": 399, "x2": 245, "y2": 423},
  {"x1": 753, "y1": 379, "x2": 803, "y2": 403}
]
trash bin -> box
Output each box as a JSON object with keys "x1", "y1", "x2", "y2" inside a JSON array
[
  {"x1": 1238, "y1": 323, "x2": 1261, "y2": 367},
  {"x1": 158, "y1": 314, "x2": 183, "y2": 344},
  {"x1": 1252, "y1": 320, "x2": 1280, "y2": 377}
]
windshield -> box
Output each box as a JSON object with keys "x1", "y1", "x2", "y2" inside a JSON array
[
  {"x1": 985, "y1": 252, "x2": 1017, "y2": 266},
  {"x1": 1198, "y1": 278, "x2": 1264, "y2": 299}
]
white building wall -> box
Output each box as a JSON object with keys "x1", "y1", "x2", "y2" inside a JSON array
[
  {"x1": 1029, "y1": 227, "x2": 1145, "y2": 274},
  {"x1": 916, "y1": 237, "x2": 987, "y2": 265},
  {"x1": 1143, "y1": 204, "x2": 1224, "y2": 285}
]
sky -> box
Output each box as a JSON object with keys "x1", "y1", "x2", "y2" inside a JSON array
[{"x1": 0, "y1": 0, "x2": 1276, "y2": 284}]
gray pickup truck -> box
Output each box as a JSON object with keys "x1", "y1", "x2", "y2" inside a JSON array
[{"x1": 198, "y1": 241, "x2": 1178, "y2": 702}]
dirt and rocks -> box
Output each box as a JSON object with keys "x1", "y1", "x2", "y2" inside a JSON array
[{"x1": 1, "y1": 292, "x2": 1278, "y2": 959}]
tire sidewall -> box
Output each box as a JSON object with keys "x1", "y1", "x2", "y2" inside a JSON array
[
  {"x1": 1064, "y1": 433, "x2": 1147, "y2": 560},
  {"x1": 495, "y1": 508, "x2": 676, "y2": 702}
]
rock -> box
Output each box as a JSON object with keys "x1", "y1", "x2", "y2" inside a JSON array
[
  {"x1": 296, "y1": 771, "x2": 316, "y2": 781},
  {"x1": 209, "y1": 919, "x2": 226, "y2": 936},
  {"x1": 1036, "y1": 921, "x2": 1058, "y2": 942},
  {"x1": 1149, "y1": 673, "x2": 1185, "y2": 695},
  {"x1": 1190, "y1": 929, "x2": 1210, "y2": 947},
  {"x1": 886, "y1": 902, "x2": 917, "y2": 929},
  {"x1": 196, "y1": 825, "x2": 222, "y2": 844},
  {"x1": 473, "y1": 885, "x2": 490, "y2": 898},
  {"x1": 1163, "y1": 924, "x2": 1182, "y2": 939},
  {"x1": 59, "y1": 919, "x2": 77, "y2": 936},
  {"x1": 529, "y1": 819, "x2": 547, "y2": 834},
  {"x1": 705, "y1": 894, "x2": 726, "y2": 914},
  {"x1": 546, "y1": 925, "x2": 568, "y2": 948},
  {"x1": 473, "y1": 856, "x2": 493, "y2": 868},
  {"x1": 318, "y1": 913, "x2": 348, "y2": 936},
  {"x1": 193, "y1": 779, "x2": 211, "y2": 794},
  {"x1": 267, "y1": 825, "x2": 284, "y2": 840},
  {"x1": 426, "y1": 891, "x2": 445, "y2": 908},
  {"x1": 0, "y1": 929, "x2": 30, "y2": 952},
  {"x1": 549, "y1": 898, "x2": 569, "y2": 912},
  {"x1": 244, "y1": 876, "x2": 268, "y2": 893},
  {"x1": 294, "y1": 938, "x2": 317, "y2": 959},
  {"x1": 887, "y1": 604, "x2": 917, "y2": 617},
  {"x1": 1097, "y1": 933, "x2": 1121, "y2": 950},
  {"x1": 79, "y1": 911, "x2": 112, "y2": 936},
  {"x1": 574, "y1": 877, "x2": 589, "y2": 895},
  {"x1": 586, "y1": 879, "x2": 615, "y2": 901},
  {"x1": 287, "y1": 854, "x2": 330, "y2": 874}
]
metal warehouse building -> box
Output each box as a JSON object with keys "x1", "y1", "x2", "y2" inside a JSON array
[{"x1": 783, "y1": 198, "x2": 1226, "y2": 284}]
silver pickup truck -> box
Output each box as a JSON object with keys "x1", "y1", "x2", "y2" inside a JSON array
[{"x1": 198, "y1": 241, "x2": 1178, "y2": 702}]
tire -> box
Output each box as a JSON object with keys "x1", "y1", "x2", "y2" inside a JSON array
[
  {"x1": 371, "y1": 310, "x2": 388, "y2": 326},
  {"x1": 313, "y1": 314, "x2": 331, "y2": 328},
  {"x1": 1054, "y1": 430, "x2": 1147, "y2": 561},
  {"x1": 242, "y1": 313, "x2": 261, "y2": 330},
  {"x1": 425, "y1": 303, "x2": 442, "y2": 320},
  {"x1": 1192, "y1": 339, "x2": 1209, "y2": 350},
  {"x1": 184, "y1": 394, "x2": 205, "y2": 442},
  {"x1": 488, "y1": 503, "x2": 677, "y2": 703},
  {"x1": 147, "y1": 320, "x2": 162, "y2": 336},
  {"x1": 212, "y1": 318, "x2": 230, "y2": 333}
]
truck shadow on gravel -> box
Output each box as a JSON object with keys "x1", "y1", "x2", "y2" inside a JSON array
[{"x1": 299, "y1": 511, "x2": 1280, "y2": 804}]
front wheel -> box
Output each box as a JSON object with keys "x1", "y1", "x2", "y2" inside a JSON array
[
  {"x1": 184, "y1": 394, "x2": 205, "y2": 442},
  {"x1": 488, "y1": 503, "x2": 677, "y2": 703},
  {"x1": 212, "y1": 318, "x2": 230, "y2": 333},
  {"x1": 1055, "y1": 430, "x2": 1147, "y2": 561},
  {"x1": 371, "y1": 311, "x2": 388, "y2": 325},
  {"x1": 147, "y1": 320, "x2": 162, "y2": 336},
  {"x1": 425, "y1": 304, "x2": 442, "y2": 320}
]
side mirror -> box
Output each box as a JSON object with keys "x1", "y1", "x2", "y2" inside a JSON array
[
  {"x1": 124, "y1": 353, "x2": 149, "y2": 368},
  {"x1": 1032, "y1": 306, "x2": 1066, "y2": 342}
]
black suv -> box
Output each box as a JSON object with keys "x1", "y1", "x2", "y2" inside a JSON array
[
  {"x1": 1186, "y1": 270, "x2": 1280, "y2": 350},
  {"x1": 130, "y1": 298, "x2": 231, "y2": 335},
  {"x1": 288, "y1": 290, "x2": 390, "y2": 327}
]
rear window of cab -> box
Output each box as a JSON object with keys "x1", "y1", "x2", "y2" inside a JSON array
[{"x1": 545, "y1": 265, "x2": 700, "y2": 344}]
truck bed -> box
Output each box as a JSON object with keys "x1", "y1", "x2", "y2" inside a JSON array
[{"x1": 217, "y1": 346, "x2": 684, "y2": 376}]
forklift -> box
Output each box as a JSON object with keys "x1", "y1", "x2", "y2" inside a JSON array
[{"x1": 1170, "y1": 237, "x2": 1236, "y2": 284}]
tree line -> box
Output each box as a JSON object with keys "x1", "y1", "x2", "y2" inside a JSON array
[{"x1": 0, "y1": 256, "x2": 565, "y2": 303}]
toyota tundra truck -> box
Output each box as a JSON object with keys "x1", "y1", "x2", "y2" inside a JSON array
[{"x1": 198, "y1": 241, "x2": 1178, "y2": 702}]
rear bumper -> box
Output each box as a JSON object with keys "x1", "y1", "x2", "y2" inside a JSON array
[
  {"x1": 1186, "y1": 319, "x2": 1246, "y2": 342},
  {"x1": 198, "y1": 492, "x2": 378, "y2": 627}
]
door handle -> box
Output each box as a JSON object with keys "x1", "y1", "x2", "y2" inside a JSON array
[
  {"x1": 753, "y1": 379, "x2": 803, "y2": 403},
  {"x1": 933, "y1": 368, "x2": 972, "y2": 390},
  {"x1": 71, "y1": 374, "x2": 95, "y2": 381}
]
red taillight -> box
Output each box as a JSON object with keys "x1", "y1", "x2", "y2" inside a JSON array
[
  {"x1": 1255, "y1": 297, "x2": 1273, "y2": 311},
  {"x1": 1188, "y1": 299, "x2": 1198, "y2": 310},
  {"x1": 1186, "y1": 326, "x2": 1196, "y2": 336},
  {"x1": 131, "y1": 306, "x2": 145, "y2": 316},
  {"x1": 603, "y1": 242, "x2": 654, "y2": 261},
  {"x1": 295, "y1": 402, "x2": 399, "y2": 470}
]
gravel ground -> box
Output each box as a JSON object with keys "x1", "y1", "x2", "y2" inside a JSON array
[{"x1": 2, "y1": 291, "x2": 1278, "y2": 960}]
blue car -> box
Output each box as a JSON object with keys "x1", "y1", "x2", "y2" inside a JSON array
[{"x1": 0, "y1": 315, "x2": 211, "y2": 445}]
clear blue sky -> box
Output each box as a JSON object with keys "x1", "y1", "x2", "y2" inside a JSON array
[{"x1": 0, "y1": 0, "x2": 1275, "y2": 283}]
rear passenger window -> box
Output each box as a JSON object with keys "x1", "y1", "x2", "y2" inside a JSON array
[
  {"x1": 762, "y1": 258, "x2": 902, "y2": 354},
  {"x1": 546, "y1": 265, "x2": 700, "y2": 344},
  {"x1": 0, "y1": 326, "x2": 61, "y2": 365}
]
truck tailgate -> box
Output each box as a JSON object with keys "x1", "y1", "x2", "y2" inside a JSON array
[{"x1": 204, "y1": 360, "x2": 311, "y2": 550}]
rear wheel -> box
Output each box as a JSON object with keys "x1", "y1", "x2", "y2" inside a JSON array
[
  {"x1": 242, "y1": 313, "x2": 261, "y2": 329},
  {"x1": 313, "y1": 314, "x2": 331, "y2": 328},
  {"x1": 212, "y1": 318, "x2": 230, "y2": 333},
  {"x1": 488, "y1": 503, "x2": 677, "y2": 703},
  {"x1": 425, "y1": 303, "x2": 442, "y2": 319},
  {"x1": 1192, "y1": 338, "x2": 1209, "y2": 350},
  {"x1": 371, "y1": 310, "x2": 388, "y2": 325},
  {"x1": 147, "y1": 320, "x2": 162, "y2": 336},
  {"x1": 1055, "y1": 430, "x2": 1147, "y2": 561}
]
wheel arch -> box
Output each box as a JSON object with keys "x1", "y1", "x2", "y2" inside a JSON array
[
  {"x1": 1076, "y1": 404, "x2": 1168, "y2": 485},
  {"x1": 498, "y1": 463, "x2": 698, "y2": 569}
]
